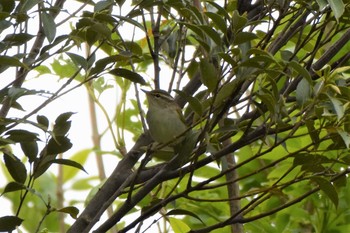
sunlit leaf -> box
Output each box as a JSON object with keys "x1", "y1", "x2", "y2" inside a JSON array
[
  {"x1": 169, "y1": 217, "x2": 191, "y2": 233},
  {"x1": 63, "y1": 149, "x2": 91, "y2": 182}
]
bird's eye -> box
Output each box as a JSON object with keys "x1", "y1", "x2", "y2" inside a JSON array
[{"x1": 155, "y1": 94, "x2": 161, "y2": 98}]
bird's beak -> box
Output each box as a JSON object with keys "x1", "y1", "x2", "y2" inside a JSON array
[{"x1": 141, "y1": 89, "x2": 149, "y2": 94}]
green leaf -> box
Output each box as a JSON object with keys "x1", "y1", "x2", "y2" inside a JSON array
[
  {"x1": 122, "y1": 41, "x2": 143, "y2": 56},
  {"x1": 5, "y1": 129, "x2": 38, "y2": 142},
  {"x1": 37, "y1": 115, "x2": 49, "y2": 130},
  {"x1": 234, "y1": 31, "x2": 257, "y2": 45},
  {"x1": 57, "y1": 206, "x2": 80, "y2": 219},
  {"x1": 199, "y1": 59, "x2": 217, "y2": 92},
  {"x1": 198, "y1": 25, "x2": 222, "y2": 45},
  {"x1": 311, "y1": 177, "x2": 338, "y2": 207},
  {"x1": 19, "y1": 0, "x2": 41, "y2": 12},
  {"x1": 256, "y1": 91, "x2": 276, "y2": 115},
  {"x1": 0, "y1": 55, "x2": 28, "y2": 70},
  {"x1": 0, "y1": 216, "x2": 23, "y2": 232},
  {"x1": 94, "y1": 0, "x2": 112, "y2": 12},
  {"x1": 337, "y1": 129, "x2": 350, "y2": 149},
  {"x1": 174, "y1": 90, "x2": 203, "y2": 116},
  {"x1": 169, "y1": 217, "x2": 191, "y2": 233},
  {"x1": 205, "y1": 12, "x2": 227, "y2": 33},
  {"x1": 20, "y1": 141, "x2": 38, "y2": 163},
  {"x1": 181, "y1": 22, "x2": 204, "y2": 39},
  {"x1": 89, "y1": 55, "x2": 121, "y2": 75},
  {"x1": 53, "y1": 112, "x2": 74, "y2": 136},
  {"x1": 66, "y1": 52, "x2": 88, "y2": 70},
  {"x1": 328, "y1": 0, "x2": 344, "y2": 21},
  {"x1": 113, "y1": 15, "x2": 144, "y2": 32},
  {"x1": 47, "y1": 136, "x2": 72, "y2": 155},
  {"x1": 33, "y1": 154, "x2": 56, "y2": 179},
  {"x1": 289, "y1": 61, "x2": 312, "y2": 83},
  {"x1": 328, "y1": 95, "x2": 344, "y2": 120},
  {"x1": 305, "y1": 120, "x2": 320, "y2": 146},
  {"x1": 89, "y1": 22, "x2": 111, "y2": 38},
  {"x1": 231, "y1": 10, "x2": 247, "y2": 32},
  {"x1": 2, "y1": 181, "x2": 26, "y2": 195},
  {"x1": 109, "y1": 68, "x2": 146, "y2": 85},
  {"x1": 63, "y1": 149, "x2": 91, "y2": 182},
  {"x1": 0, "y1": 0, "x2": 15, "y2": 13},
  {"x1": 55, "y1": 112, "x2": 74, "y2": 125},
  {"x1": 51, "y1": 158, "x2": 87, "y2": 174},
  {"x1": 296, "y1": 78, "x2": 311, "y2": 106},
  {"x1": 167, "y1": 209, "x2": 204, "y2": 224},
  {"x1": 3, "y1": 33, "x2": 34, "y2": 46},
  {"x1": 3, "y1": 153, "x2": 27, "y2": 183},
  {"x1": 316, "y1": 0, "x2": 328, "y2": 9},
  {"x1": 41, "y1": 12, "x2": 56, "y2": 42}
]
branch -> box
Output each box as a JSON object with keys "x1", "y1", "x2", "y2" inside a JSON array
[
  {"x1": 0, "y1": 0, "x2": 66, "y2": 118},
  {"x1": 312, "y1": 28, "x2": 350, "y2": 71},
  {"x1": 189, "y1": 168, "x2": 350, "y2": 233},
  {"x1": 66, "y1": 133, "x2": 152, "y2": 233}
]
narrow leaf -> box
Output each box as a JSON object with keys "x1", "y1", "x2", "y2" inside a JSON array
[
  {"x1": 109, "y1": 68, "x2": 146, "y2": 85},
  {"x1": 205, "y1": 12, "x2": 227, "y2": 33},
  {"x1": 41, "y1": 12, "x2": 56, "y2": 42},
  {"x1": 289, "y1": 61, "x2": 312, "y2": 83},
  {"x1": 311, "y1": 177, "x2": 338, "y2": 207},
  {"x1": 167, "y1": 209, "x2": 204, "y2": 224},
  {"x1": 198, "y1": 25, "x2": 222, "y2": 45},
  {"x1": 296, "y1": 78, "x2": 311, "y2": 106},
  {"x1": 328, "y1": 0, "x2": 344, "y2": 21},
  {"x1": 199, "y1": 59, "x2": 217, "y2": 92},
  {"x1": 51, "y1": 159, "x2": 87, "y2": 173},
  {"x1": 328, "y1": 95, "x2": 344, "y2": 120}
]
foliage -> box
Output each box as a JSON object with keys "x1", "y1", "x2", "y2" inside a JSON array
[{"x1": 1, "y1": 0, "x2": 350, "y2": 232}]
